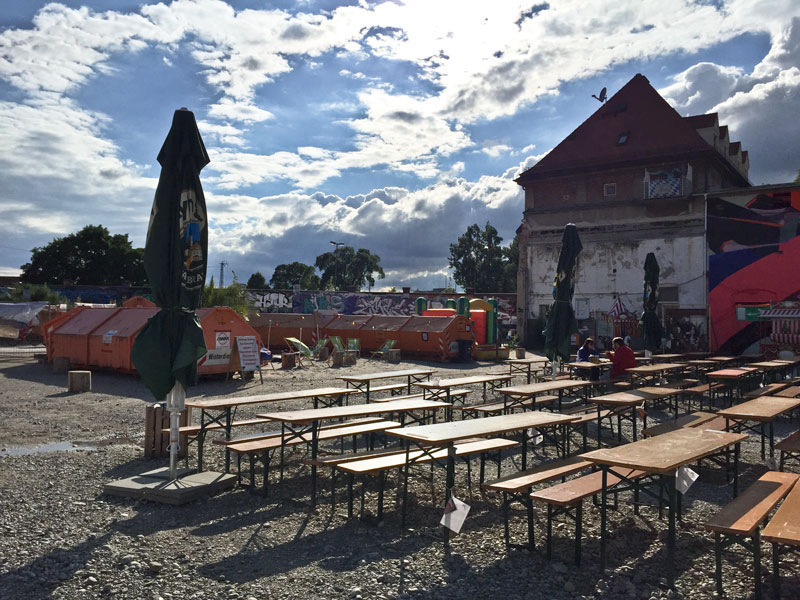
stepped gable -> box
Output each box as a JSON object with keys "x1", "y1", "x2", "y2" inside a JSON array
[{"x1": 516, "y1": 73, "x2": 713, "y2": 181}]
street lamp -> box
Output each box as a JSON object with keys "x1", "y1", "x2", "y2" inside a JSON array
[{"x1": 330, "y1": 241, "x2": 344, "y2": 290}]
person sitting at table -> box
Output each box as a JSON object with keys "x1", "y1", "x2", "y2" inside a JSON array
[
  {"x1": 606, "y1": 336, "x2": 636, "y2": 379},
  {"x1": 577, "y1": 338, "x2": 601, "y2": 380},
  {"x1": 577, "y1": 338, "x2": 599, "y2": 362}
]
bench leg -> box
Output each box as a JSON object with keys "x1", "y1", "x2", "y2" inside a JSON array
[
  {"x1": 331, "y1": 467, "x2": 337, "y2": 510},
  {"x1": 401, "y1": 461, "x2": 410, "y2": 528},
  {"x1": 503, "y1": 492, "x2": 511, "y2": 548},
  {"x1": 347, "y1": 473, "x2": 354, "y2": 519},
  {"x1": 249, "y1": 454, "x2": 256, "y2": 489},
  {"x1": 715, "y1": 533, "x2": 723, "y2": 597},
  {"x1": 480, "y1": 454, "x2": 486, "y2": 484},
  {"x1": 753, "y1": 529, "x2": 762, "y2": 600},
  {"x1": 263, "y1": 451, "x2": 272, "y2": 497},
  {"x1": 575, "y1": 501, "x2": 583, "y2": 566},
  {"x1": 359, "y1": 476, "x2": 366, "y2": 519},
  {"x1": 546, "y1": 503, "x2": 553, "y2": 561},
  {"x1": 235, "y1": 452, "x2": 242, "y2": 485},
  {"x1": 772, "y1": 542, "x2": 780, "y2": 600},
  {"x1": 377, "y1": 471, "x2": 385, "y2": 522}
]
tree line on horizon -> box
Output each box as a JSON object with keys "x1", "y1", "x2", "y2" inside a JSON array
[{"x1": 16, "y1": 222, "x2": 518, "y2": 299}]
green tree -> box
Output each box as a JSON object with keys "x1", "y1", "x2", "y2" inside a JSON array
[
  {"x1": 246, "y1": 271, "x2": 267, "y2": 289},
  {"x1": 502, "y1": 234, "x2": 519, "y2": 293},
  {"x1": 0, "y1": 283, "x2": 64, "y2": 304},
  {"x1": 20, "y1": 225, "x2": 145, "y2": 286},
  {"x1": 448, "y1": 222, "x2": 507, "y2": 292},
  {"x1": 315, "y1": 246, "x2": 385, "y2": 290},
  {"x1": 269, "y1": 262, "x2": 320, "y2": 290},
  {"x1": 201, "y1": 272, "x2": 249, "y2": 318}
]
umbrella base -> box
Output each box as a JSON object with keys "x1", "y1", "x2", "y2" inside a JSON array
[{"x1": 103, "y1": 467, "x2": 236, "y2": 505}]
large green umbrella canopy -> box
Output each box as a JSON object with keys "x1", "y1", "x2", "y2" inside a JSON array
[
  {"x1": 543, "y1": 224, "x2": 582, "y2": 362},
  {"x1": 131, "y1": 108, "x2": 209, "y2": 401},
  {"x1": 639, "y1": 252, "x2": 664, "y2": 352}
]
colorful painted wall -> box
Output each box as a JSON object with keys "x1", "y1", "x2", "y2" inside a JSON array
[
  {"x1": 707, "y1": 186, "x2": 800, "y2": 354},
  {"x1": 247, "y1": 290, "x2": 518, "y2": 328}
]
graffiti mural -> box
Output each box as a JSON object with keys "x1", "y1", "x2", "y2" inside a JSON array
[
  {"x1": 247, "y1": 290, "x2": 518, "y2": 321},
  {"x1": 707, "y1": 187, "x2": 800, "y2": 354}
]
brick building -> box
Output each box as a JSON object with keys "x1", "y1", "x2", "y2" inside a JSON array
[{"x1": 514, "y1": 73, "x2": 758, "y2": 352}]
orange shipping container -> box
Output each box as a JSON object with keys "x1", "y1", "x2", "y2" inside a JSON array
[{"x1": 46, "y1": 306, "x2": 260, "y2": 376}]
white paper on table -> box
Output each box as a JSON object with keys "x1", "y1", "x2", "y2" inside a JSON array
[
  {"x1": 440, "y1": 496, "x2": 470, "y2": 534},
  {"x1": 676, "y1": 466, "x2": 699, "y2": 495},
  {"x1": 766, "y1": 457, "x2": 778, "y2": 471},
  {"x1": 527, "y1": 428, "x2": 544, "y2": 446}
]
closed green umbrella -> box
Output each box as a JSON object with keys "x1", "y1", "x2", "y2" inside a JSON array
[
  {"x1": 639, "y1": 252, "x2": 664, "y2": 352},
  {"x1": 543, "y1": 224, "x2": 582, "y2": 368},
  {"x1": 131, "y1": 108, "x2": 209, "y2": 479}
]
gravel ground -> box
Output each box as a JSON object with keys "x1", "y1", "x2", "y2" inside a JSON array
[{"x1": 1, "y1": 354, "x2": 798, "y2": 600}]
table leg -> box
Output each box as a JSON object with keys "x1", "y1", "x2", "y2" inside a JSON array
[
  {"x1": 521, "y1": 428, "x2": 528, "y2": 470},
  {"x1": 600, "y1": 467, "x2": 608, "y2": 573},
  {"x1": 596, "y1": 405, "x2": 602, "y2": 449},
  {"x1": 224, "y1": 408, "x2": 232, "y2": 472},
  {"x1": 311, "y1": 420, "x2": 319, "y2": 506},
  {"x1": 733, "y1": 442, "x2": 740, "y2": 498},
  {"x1": 443, "y1": 444, "x2": 456, "y2": 549},
  {"x1": 631, "y1": 406, "x2": 637, "y2": 442},
  {"x1": 667, "y1": 473, "x2": 677, "y2": 589},
  {"x1": 769, "y1": 422, "x2": 775, "y2": 459}
]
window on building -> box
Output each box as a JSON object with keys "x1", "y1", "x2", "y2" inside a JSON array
[
  {"x1": 603, "y1": 183, "x2": 617, "y2": 197},
  {"x1": 617, "y1": 132, "x2": 629, "y2": 145}
]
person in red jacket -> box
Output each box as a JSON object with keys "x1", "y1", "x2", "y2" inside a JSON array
[{"x1": 606, "y1": 336, "x2": 636, "y2": 379}]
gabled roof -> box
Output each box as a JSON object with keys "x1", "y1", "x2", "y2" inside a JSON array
[
  {"x1": 684, "y1": 113, "x2": 718, "y2": 129},
  {"x1": 516, "y1": 74, "x2": 716, "y2": 182}
]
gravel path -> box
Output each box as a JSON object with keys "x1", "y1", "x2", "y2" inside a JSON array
[{"x1": 1, "y1": 355, "x2": 798, "y2": 599}]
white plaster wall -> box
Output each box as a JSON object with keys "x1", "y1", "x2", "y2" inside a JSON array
[{"x1": 526, "y1": 235, "x2": 706, "y2": 318}]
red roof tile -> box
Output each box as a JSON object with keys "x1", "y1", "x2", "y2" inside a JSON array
[{"x1": 517, "y1": 74, "x2": 713, "y2": 180}]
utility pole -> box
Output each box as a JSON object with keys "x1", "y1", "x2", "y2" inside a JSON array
[{"x1": 219, "y1": 261, "x2": 228, "y2": 288}]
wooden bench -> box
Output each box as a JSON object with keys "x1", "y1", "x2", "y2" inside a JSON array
[
  {"x1": 370, "y1": 388, "x2": 472, "y2": 404},
  {"x1": 163, "y1": 417, "x2": 273, "y2": 437},
  {"x1": 530, "y1": 468, "x2": 645, "y2": 565},
  {"x1": 642, "y1": 411, "x2": 718, "y2": 438},
  {"x1": 336, "y1": 438, "x2": 519, "y2": 521},
  {"x1": 560, "y1": 405, "x2": 614, "y2": 451},
  {"x1": 363, "y1": 382, "x2": 408, "y2": 396},
  {"x1": 684, "y1": 382, "x2": 726, "y2": 410},
  {"x1": 745, "y1": 383, "x2": 790, "y2": 399},
  {"x1": 775, "y1": 385, "x2": 800, "y2": 399},
  {"x1": 777, "y1": 429, "x2": 800, "y2": 471},
  {"x1": 705, "y1": 470, "x2": 798, "y2": 599},
  {"x1": 228, "y1": 419, "x2": 403, "y2": 494},
  {"x1": 760, "y1": 477, "x2": 800, "y2": 599},
  {"x1": 211, "y1": 417, "x2": 385, "y2": 446},
  {"x1": 668, "y1": 378, "x2": 700, "y2": 390},
  {"x1": 481, "y1": 456, "x2": 591, "y2": 549},
  {"x1": 459, "y1": 395, "x2": 558, "y2": 417}
]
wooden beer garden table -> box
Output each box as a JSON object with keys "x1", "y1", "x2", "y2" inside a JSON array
[
  {"x1": 747, "y1": 360, "x2": 794, "y2": 384},
  {"x1": 568, "y1": 360, "x2": 612, "y2": 380},
  {"x1": 581, "y1": 428, "x2": 748, "y2": 587},
  {"x1": 387, "y1": 411, "x2": 578, "y2": 544},
  {"x1": 257, "y1": 398, "x2": 451, "y2": 505},
  {"x1": 185, "y1": 386, "x2": 357, "y2": 470},
  {"x1": 501, "y1": 379, "x2": 592, "y2": 412},
  {"x1": 650, "y1": 354, "x2": 687, "y2": 363},
  {"x1": 718, "y1": 396, "x2": 800, "y2": 458},
  {"x1": 507, "y1": 357, "x2": 549, "y2": 383},
  {"x1": 624, "y1": 362, "x2": 687, "y2": 385},
  {"x1": 707, "y1": 367, "x2": 761, "y2": 403},
  {"x1": 417, "y1": 374, "x2": 512, "y2": 416},
  {"x1": 338, "y1": 368, "x2": 435, "y2": 402},
  {"x1": 589, "y1": 387, "x2": 684, "y2": 443}
]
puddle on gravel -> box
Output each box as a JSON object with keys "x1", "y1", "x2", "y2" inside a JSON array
[{"x1": 0, "y1": 440, "x2": 99, "y2": 457}]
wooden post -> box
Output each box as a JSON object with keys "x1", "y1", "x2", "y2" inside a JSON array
[
  {"x1": 281, "y1": 352, "x2": 297, "y2": 369},
  {"x1": 331, "y1": 350, "x2": 344, "y2": 367},
  {"x1": 67, "y1": 370, "x2": 91, "y2": 392},
  {"x1": 318, "y1": 347, "x2": 330, "y2": 361}
]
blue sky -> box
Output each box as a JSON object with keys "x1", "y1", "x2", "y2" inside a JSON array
[{"x1": 1, "y1": 1, "x2": 798, "y2": 290}]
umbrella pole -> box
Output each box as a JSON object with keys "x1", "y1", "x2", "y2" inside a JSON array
[{"x1": 166, "y1": 380, "x2": 186, "y2": 481}]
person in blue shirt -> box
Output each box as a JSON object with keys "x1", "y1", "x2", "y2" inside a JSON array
[
  {"x1": 577, "y1": 338, "x2": 599, "y2": 361},
  {"x1": 576, "y1": 338, "x2": 600, "y2": 380}
]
